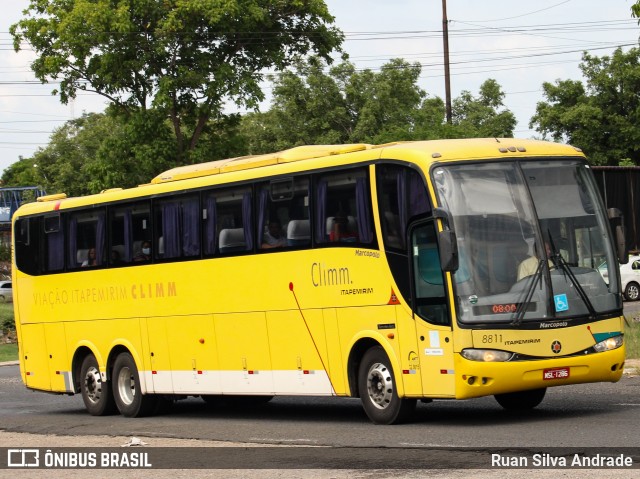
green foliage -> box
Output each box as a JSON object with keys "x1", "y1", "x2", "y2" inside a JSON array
[
  {"x1": 1, "y1": 160, "x2": 41, "y2": 189},
  {"x1": 86, "y1": 108, "x2": 177, "y2": 191},
  {"x1": 625, "y1": 319, "x2": 640, "y2": 360},
  {"x1": 3, "y1": 112, "x2": 128, "y2": 195},
  {"x1": 0, "y1": 244, "x2": 10, "y2": 263},
  {"x1": 0, "y1": 303, "x2": 14, "y2": 334},
  {"x1": 11, "y1": 0, "x2": 343, "y2": 164},
  {"x1": 239, "y1": 57, "x2": 516, "y2": 153},
  {"x1": 0, "y1": 343, "x2": 18, "y2": 362},
  {"x1": 530, "y1": 48, "x2": 640, "y2": 165},
  {"x1": 451, "y1": 79, "x2": 516, "y2": 138}
]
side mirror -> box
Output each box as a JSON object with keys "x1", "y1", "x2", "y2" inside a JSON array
[
  {"x1": 608, "y1": 208, "x2": 628, "y2": 264},
  {"x1": 433, "y1": 208, "x2": 459, "y2": 272}
]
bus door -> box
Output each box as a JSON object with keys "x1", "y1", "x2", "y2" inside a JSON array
[{"x1": 410, "y1": 220, "x2": 455, "y2": 397}]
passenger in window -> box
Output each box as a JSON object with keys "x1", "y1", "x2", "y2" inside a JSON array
[
  {"x1": 262, "y1": 220, "x2": 286, "y2": 249},
  {"x1": 134, "y1": 241, "x2": 152, "y2": 262},
  {"x1": 330, "y1": 212, "x2": 357, "y2": 243},
  {"x1": 82, "y1": 248, "x2": 97, "y2": 267},
  {"x1": 111, "y1": 249, "x2": 122, "y2": 266}
]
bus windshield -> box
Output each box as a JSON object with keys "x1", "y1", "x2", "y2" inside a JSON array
[{"x1": 433, "y1": 159, "x2": 621, "y2": 325}]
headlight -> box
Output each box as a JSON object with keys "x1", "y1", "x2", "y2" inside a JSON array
[
  {"x1": 593, "y1": 335, "x2": 623, "y2": 352},
  {"x1": 461, "y1": 349, "x2": 513, "y2": 362}
]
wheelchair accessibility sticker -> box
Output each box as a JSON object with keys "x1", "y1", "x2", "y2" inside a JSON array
[{"x1": 554, "y1": 293, "x2": 569, "y2": 312}]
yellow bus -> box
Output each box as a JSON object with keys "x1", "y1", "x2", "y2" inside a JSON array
[{"x1": 12, "y1": 139, "x2": 628, "y2": 424}]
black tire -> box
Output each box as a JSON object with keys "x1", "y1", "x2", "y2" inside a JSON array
[
  {"x1": 358, "y1": 346, "x2": 416, "y2": 424},
  {"x1": 625, "y1": 282, "x2": 640, "y2": 301},
  {"x1": 494, "y1": 388, "x2": 547, "y2": 410},
  {"x1": 112, "y1": 352, "x2": 157, "y2": 417},
  {"x1": 79, "y1": 354, "x2": 116, "y2": 416}
]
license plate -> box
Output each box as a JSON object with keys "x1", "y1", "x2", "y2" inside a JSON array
[{"x1": 543, "y1": 367, "x2": 570, "y2": 380}]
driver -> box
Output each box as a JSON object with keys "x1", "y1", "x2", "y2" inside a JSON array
[{"x1": 517, "y1": 241, "x2": 553, "y2": 281}]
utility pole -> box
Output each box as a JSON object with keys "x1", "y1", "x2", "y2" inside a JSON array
[{"x1": 442, "y1": 0, "x2": 452, "y2": 124}]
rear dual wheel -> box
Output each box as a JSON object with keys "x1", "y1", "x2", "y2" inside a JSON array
[
  {"x1": 112, "y1": 352, "x2": 157, "y2": 417},
  {"x1": 80, "y1": 354, "x2": 116, "y2": 416}
]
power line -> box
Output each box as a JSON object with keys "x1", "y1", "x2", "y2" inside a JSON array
[{"x1": 456, "y1": 1, "x2": 573, "y2": 23}]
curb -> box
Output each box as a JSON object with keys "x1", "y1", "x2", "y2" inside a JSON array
[{"x1": 0, "y1": 361, "x2": 18, "y2": 367}]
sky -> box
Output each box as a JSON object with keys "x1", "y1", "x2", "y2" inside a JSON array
[{"x1": 0, "y1": 0, "x2": 638, "y2": 176}]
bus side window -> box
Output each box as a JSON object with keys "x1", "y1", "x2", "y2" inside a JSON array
[
  {"x1": 376, "y1": 165, "x2": 431, "y2": 252},
  {"x1": 43, "y1": 214, "x2": 64, "y2": 273},
  {"x1": 216, "y1": 186, "x2": 253, "y2": 255},
  {"x1": 154, "y1": 194, "x2": 200, "y2": 260},
  {"x1": 14, "y1": 217, "x2": 40, "y2": 276},
  {"x1": 67, "y1": 210, "x2": 106, "y2": 269},
  {"x1": 314, "y1": 168, "x2": 374, "y2": 246},
  {"x1": 109, "y1": 201, "x2": 150, "y2": 264},
  {"x1": 258, "y1": 177, "x2": 310, "y2": 250},
  {"x1": 203, "y1": 193, "x2": 217, "y2": 255}
]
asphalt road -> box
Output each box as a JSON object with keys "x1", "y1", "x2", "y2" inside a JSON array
[{"x1": 1, "y1": 364, "x2": 639, "y2": 448}]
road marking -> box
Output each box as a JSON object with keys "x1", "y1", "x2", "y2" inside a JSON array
[
  {"x1": 249, "y1": 438, "x2": 319, "y2": 444},
  {"x1": 400, "y1": 442, "x2": 458, "y2": 447}
]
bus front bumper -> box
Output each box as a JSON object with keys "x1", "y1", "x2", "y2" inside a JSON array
[{"x1": 453, "y1": 347, "x2": 626, "y2": 400}]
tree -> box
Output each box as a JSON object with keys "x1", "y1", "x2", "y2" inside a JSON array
[
  {"x1": 451, "y1": 79, "x2": 516, "y2": 138},
  {"x1": 85, "y1": 109, "x2": 177, "y2": 192},
  {"x1": 239, "y1": 57, "x2": 516, "y2": 153},
  {"x1": 530, "y1": 48, "x2": 640, "y2": 165},
  {"x1": 2, "y1": 113, "x2": 121, "y2": 195},
  {"x1": 1, "y1": 158, "x2": 40, "y2": 189},
  {"x1": 350, "y1": 59, "x2": 427, "y2": 144},
  {"x1": 2, "y1": 109, "x2": 247, "y2": 194},
  {"x1": 240, "y1": 57, "x2": 352, "y2": 152},
  {"x1": 11, "y1": 0, "x2": 343, "y2": 164},
  {"x1": 239, "y1": 57, "x2": 439, "y2": 153}
]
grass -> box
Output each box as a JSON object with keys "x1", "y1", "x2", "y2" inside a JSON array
[
  {"x1": 0, "y1": 302, "x2": 14, "y2": 331},
  {"x1": 624, "y1": 318, "x2": 640, "y2": 360},
  {"x1": 0, "y1": 302, "x2": 16, "y2": 362},
  {"x1": 0, "y1": 342, "x2": 17, "y2": 362}
]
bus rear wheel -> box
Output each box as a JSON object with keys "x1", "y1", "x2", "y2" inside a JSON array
[
  {"x1": 358, "y1": 346, "x2": 416, "y2": 424},
  {"x1": 80, "y1": 354, "x2": 116, "y2": 416},
  {"x1": 494, "y1": 388, "x2": 547, "y2": 410},
  {"x1": 112, "y1": 352, "x2": 157, "y2": 417}
]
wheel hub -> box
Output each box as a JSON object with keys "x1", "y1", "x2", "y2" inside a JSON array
[
  {"x1": 366, "y1": 362, "x2": 393, "y2": 410},
  {"x1": 84, "y1": 366, "x2": 103, "y2": 404},
  {"x1": 116, "y1": 366, "x2": 136, "y2": 406}
]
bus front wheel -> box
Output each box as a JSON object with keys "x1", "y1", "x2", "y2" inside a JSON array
[
  {"x1": 494, "y1": 388, "x2": 547, "y2": 410},
  {"x1": 358, "y1": 346, "x2": 416, "y2": 424},
  {"x1": 80, "y1": 354, "x2": 116, "y2": 416},
  {"x1": 112, "y1": 352, "x2": 157, "y2": 417}
]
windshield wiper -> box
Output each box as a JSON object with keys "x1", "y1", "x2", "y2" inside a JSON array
[
  {"x1": 548, "y1": 234, "x2": 597, "y2": 319},
  {"x1": 512, "y1": 258, "x2": 544, "y2": 325}
]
